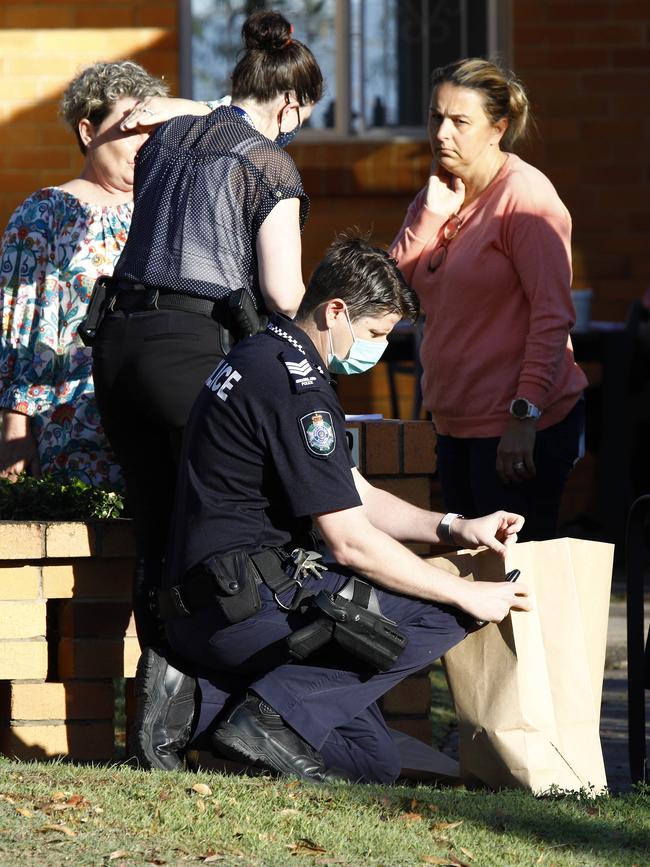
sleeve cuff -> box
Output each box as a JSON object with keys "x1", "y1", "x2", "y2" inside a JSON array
[
  {"x1": 515, "y1": 382, "x2": 549, "y2": 411},
  {"x1": 407, "y1": 204, "x2": 446, "y2": 241}
]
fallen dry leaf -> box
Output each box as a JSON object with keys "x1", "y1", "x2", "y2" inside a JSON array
[
  {"x1": 15, "y1": 808, "x2": 33, "y2": 818},
  {"x1": 459, "y1": 848, "x2": 475, "y2": 861},
  {"x1": 191, "y1": 783, "x2": 213, "y2": 797},
  {"x1": 108, "y1": 850, "x2": 131, "y2": 860},
  {"x1": 66, "y1": 794, "x2": 86, "y2": 807},
  {"x1": 196, "y1": 798, "x2": 206, "y2": 813},
  {"x1": 398, "y1": 812, "x2": 423, "y2": 822},
  {"x1": 288, "y1": 840, "x2": 328, "y2": 856},
  {"x1": 39, "y1": 823, "x2": 76, "y2": 838},
  {"x1": 280, "y1": 808, "x2": 301, "y2": 817},
  {"x1": 421, "y1": 858, "x2": 454, "y2": 866},
  {"x1": 432, "y1": 821, "x2": 463, "y2": 832},
  {"x1": 50, "y1": 791, "x2": 67, "y2": 801}
]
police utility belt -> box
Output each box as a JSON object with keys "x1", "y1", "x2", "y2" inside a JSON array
[
  {"x1": 156, "y1": 547, "x2": 408, "y2": 673},
  {"x1": 78, "y1": 276, "x2": 266, "y2": 346}
]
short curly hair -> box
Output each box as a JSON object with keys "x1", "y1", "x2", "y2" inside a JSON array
[{"x1": 60, "y1": 60, "x2": 169, "y2": 154}]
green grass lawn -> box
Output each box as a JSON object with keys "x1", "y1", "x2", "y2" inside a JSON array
[{"x1": 1, "y1": 757, "x2": 648, "y2": 866}]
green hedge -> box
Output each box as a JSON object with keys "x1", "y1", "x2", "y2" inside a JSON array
[{"x1": 0, "y1": 474, "x2": 125, "y2": 521}]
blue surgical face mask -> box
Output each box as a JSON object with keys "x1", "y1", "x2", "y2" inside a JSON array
[
  {"x1": 275, "y1": 127, "x2": 300, "y2": 148},
  {"x1": 276, "y1": 100, "x2": 302, "y2": 148},
  {"x1": 327, "y1": 307, "x2": 389, "y2": 375}
]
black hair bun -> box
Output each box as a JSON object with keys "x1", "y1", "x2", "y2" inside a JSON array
[{"x1": 242, "y1": 10, "x2": 292, "y2": 51}]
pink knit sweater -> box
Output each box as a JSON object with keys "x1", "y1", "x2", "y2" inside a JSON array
[{"x1": 390, "y1": 154, "x2": 587, "y2": 437}]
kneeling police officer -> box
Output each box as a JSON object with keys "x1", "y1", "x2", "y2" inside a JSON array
[{"x1": 140, "y1": 234, "x2": 531, "y2": 783}]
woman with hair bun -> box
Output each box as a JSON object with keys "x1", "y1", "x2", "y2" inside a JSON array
[
  {"x1": 390, "y1": 58, "x2": 587, "y2": 542},
  {"x1": 90, "y1": 10, "x2": 323, "y2": 770}
]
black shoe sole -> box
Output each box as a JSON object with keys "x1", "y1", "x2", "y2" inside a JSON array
[
  {"x1": 133, "y1": 647, "x2": 195, "y2": 771},
  {"x1": 212, "y1": 720, "x2": 279, "y2": 775}
]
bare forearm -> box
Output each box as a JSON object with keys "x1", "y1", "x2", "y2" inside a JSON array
[
  {"x1": 318, "y1": 509, "x2": 468, "y2": 605},
  {"x1": 353, "y1": 469, "x2": 443, "y2": 543},
  {"x1": 361, "y1": 485, "x2": 442, "y2": 543},
  {"x1": 0, "y1": 409, "x2": 30, "y2": 440}
]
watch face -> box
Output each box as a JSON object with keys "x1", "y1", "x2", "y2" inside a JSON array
[{"x1": 512, "y1": 399, "x2": 529, "y2": 418}]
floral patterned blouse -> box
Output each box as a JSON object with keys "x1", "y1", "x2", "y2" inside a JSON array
[{"x1": 0, "y1": 187, "x2": 130, "y2": 487}]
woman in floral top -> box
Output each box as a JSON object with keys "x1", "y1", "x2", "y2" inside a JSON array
[{"x1": 0, "y1": 60, "x2": 168, "y2": 486}]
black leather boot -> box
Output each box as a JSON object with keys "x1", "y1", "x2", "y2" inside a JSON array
[
  {"x1": 132, "y1": 647, "x2": 196, "y2": 770},
  {"x1": 212, "y1": 693, "x2": 348, "y2": 783}
]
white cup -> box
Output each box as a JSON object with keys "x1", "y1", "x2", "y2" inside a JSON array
[{"x1": 571, "y1": 288, "x2": 593, "y2": 333}]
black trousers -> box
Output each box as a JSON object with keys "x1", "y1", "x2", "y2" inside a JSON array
[
  {"x1": 92, "y1": 307, "x2": 231, "y2": 641},
  {"x1": 436, "y1": 399, "x2": 585, "y2": 542}
]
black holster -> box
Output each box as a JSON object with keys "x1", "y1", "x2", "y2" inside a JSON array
[
  {"x1": 156, "y1": 550, "x2": 262, "y2": 625},
  {"x1": 78, "y1": 275, "x2": 113, "y2": 346},
  {"x1": 227, "y1": 288, "x2": 268, "y2": 339},
  {"x1": 287, "y1": 578, "x2": 408, "y2": 672}
]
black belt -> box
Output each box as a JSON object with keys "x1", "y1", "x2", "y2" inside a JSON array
[
  {"x1": 156, "y1": 547, "x2": 297, "y2": 622},
  {"x1": 108, "y1": 281, "x2": 224, "y2": 319}
]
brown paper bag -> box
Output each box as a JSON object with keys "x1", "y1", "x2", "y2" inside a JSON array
[{"x1": 431, "y1": 538, "x2": 613, "y2": 794}]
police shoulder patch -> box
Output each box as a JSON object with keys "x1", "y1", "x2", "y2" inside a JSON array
[
  {"x1": 299, "y1": 410, "x2": 336, "y2": 457},
  {"x1": 281, "y1": 350, "x2": 320, "y2": 393}
]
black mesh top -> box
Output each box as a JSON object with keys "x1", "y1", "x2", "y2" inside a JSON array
[{"x1": 113, "y1": 106, "x2": 309, "y2": 307}]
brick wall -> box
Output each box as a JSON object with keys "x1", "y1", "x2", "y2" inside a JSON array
[
  {"x1": 0, "y1": 0, "x2": 178, "y2": 230},
  {"x1": 0, "y1": 521, "x2": 137, "y2": 760},
  {"x1": 512, "y1": 0, "x2": 650, "y2": 321}
]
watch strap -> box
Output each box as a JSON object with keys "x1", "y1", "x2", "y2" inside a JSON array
[{"x1": 438, "y1": 512, "x2": 463, "y2": 545}]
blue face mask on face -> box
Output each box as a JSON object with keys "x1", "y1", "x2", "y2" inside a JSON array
[{"x1": 327, "y1": 307, "x2": 389, "y2": 375}]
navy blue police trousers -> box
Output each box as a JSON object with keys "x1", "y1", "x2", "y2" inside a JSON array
[{"x1": 167, "y1": 569, "x2": 469, "y2": 784}]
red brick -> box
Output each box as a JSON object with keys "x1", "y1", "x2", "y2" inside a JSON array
[
  {"x1": 382, "y1": 675, "x2": 431, "y2": 715},
  {"x1": 513, "y1": 0, "x2": 549, "y2": 23},
  {"x1": 612, "y1": 48, "x2": 650, "y2": 67},
  {"x1": 402, "y1": 422, "x2": 437, "y2": 475},
  {"x1": 364, "y1": 420, "x2": 401, "y2": 475},
  {"x1": 546, "y1": 1, "x2": 613, "y2": 22},
  {"x1": 577, "y1": 21, "x2": 645, "y2": 44},
  {"x1": 58, "y1": 600, "x2": 136, "y2": 639},
  {"x1": 516, "y1": 24, "x2": 577, "y2": 46},
  {"x1": 549, "y1": 47, "x2": 606, "y2": 70},
  {"x1": 617, "y1": 0, "x2": 650, "y2": 20}
]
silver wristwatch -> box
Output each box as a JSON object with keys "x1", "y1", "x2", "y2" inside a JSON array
[
  {"x1": 509, "y1": 398, "x2": 542, "y2": 420},
  {"x1": 438, "y1": 512, "x2": 463, "y2": 545}
]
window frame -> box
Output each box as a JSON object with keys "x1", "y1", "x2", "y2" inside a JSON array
[{"x1": 179, "y1": 0, "x2": 512, "y2": 142}]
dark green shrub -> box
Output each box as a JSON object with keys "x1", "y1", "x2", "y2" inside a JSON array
[{"x1": 0, "y1": 474, "x2": 125, "y2": 521}]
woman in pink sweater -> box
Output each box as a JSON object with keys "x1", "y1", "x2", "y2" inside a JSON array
[{"x1": 390, "y1": 59, "x2": 587, "y2": 542}]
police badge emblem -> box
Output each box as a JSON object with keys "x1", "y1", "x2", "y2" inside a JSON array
[{"x1": 300, "y1": 410, "x2": 336, "y2": 456}]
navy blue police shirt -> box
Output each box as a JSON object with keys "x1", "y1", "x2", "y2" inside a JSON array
[{"x1": 165, "y1": 313, "x2": 362, "y2": 582}]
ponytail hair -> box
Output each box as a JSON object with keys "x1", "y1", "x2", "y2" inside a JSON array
[{"x1": 231, "y1": 10, "x2": 323, "y2": 107}]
